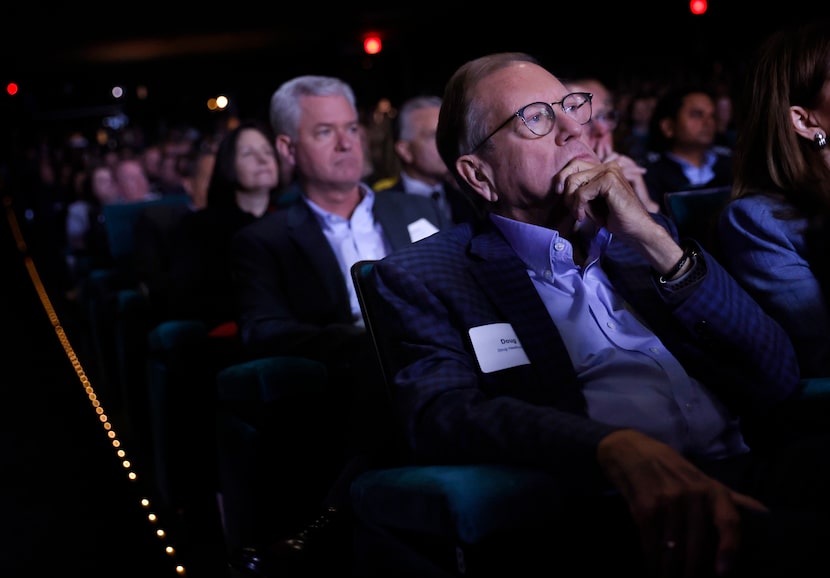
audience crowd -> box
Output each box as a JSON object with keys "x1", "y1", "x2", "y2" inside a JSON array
[{"x1": 6, "y1": 21, "x2": 830, "y2": 577}]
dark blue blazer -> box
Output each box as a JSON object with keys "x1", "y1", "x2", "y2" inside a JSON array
[
  {"x1": 368, "y1": 213, "x2": 800, "y2": 474},
  {"x1": 644, "y1": 151, "x2": 733, "y2": 213},
  {"x1": 231, "y1": 186, "x2": 442, "y2": 362}
]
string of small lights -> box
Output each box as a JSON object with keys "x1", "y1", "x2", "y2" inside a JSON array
[{"x1": 3, "y1": 195, "x2": 187, "y2": 576}]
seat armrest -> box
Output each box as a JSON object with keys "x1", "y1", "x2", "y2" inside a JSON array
[
  {"x1": 799, "y1": 377, "x2": 830, "y2": 399},
  {"x1": 350, "y1": 464, "x2": 564, "y2": 544}
]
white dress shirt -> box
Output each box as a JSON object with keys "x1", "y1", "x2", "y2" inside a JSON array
[{"x1": 305, "y1": 186, "x2": 391, "y2": 325}]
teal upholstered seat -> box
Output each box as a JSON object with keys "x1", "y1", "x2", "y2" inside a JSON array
[
  {"x1": 800, "y1": 377, "x2": 830, "y2": 399},
  {"x1": 214, "y1": 355, "x2": 330, "y2": 551},
  {"x1": 350, "y1": 464, "x2": 562, "y2": 544},
  {"x1": 663, "y1": 186, "x2": 732, "y2": 256},
  {"x1": 102, "y1": 194, "x2": 190, "y2": 269},
  {"x1": 216, "y1": 355, "x2": 328, "y2": 404},
  {"x1": 145, "y1": 319, "x2": 210, "y2": 508}
]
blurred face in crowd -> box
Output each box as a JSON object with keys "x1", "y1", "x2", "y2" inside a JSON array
[
  {"x1": 662, "y1": 92, "x2": 717, "y2": 151},
  {"x1": 115, "y1": 158, "x2": 152, "y2": 202},
  {"x1": 91, "y1": 165, "x2": 121, "y2": 205},
  {"x1": 630, "y1": 94, "x2": 656, "y2": 129},
  {"x1": 286, "y1": 94, "x2": 364, "y2": 196},
  {"x1": 566, "y1": 79, "x2": 617, "y2": 159},
  {"x1": 234, "y1": 128, "x2": 279, "y2": 194},
  {"x1": 396, "y1": 105, "x2": 450, "y2": 185},
  {"x1": 715, "y1": 94, "x2": 733, "y2": 134}
]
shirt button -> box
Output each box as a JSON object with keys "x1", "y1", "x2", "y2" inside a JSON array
[
  {"x1": 606, "y1": 321, "x2": 616, "y2": 330},
  {"x1": 543, "y1": 269, "x2": 552, "y2": 279},
  {"x1": 554, "y1": 242, "x2": 565, "y2": 251},
  {"x1": 649, "y1": 347, "x2": 660, "y2": 354}
]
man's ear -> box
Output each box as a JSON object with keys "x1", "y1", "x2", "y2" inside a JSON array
[
  {"x1": 659, "y1": 118, "x2": 674, "y2": 139},
  {"x1": 394, "y1": 140, "x2": 414, "y2": 164},
  {"x1": 790, "y1": 105, "x2": 819, "y2": 141},
  {"x1": 275, "y1": 135, "x2": 295, "y2": 166},
  {"x1": 456, "y1": 156, "x2": 497, "y2": 203}
]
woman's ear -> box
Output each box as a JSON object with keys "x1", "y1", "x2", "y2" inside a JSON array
[
  {"x1": 456, "y1": 156, "x2": 497, "y2": 203},
  {"x1": 790, "y1": 105, "x2": 819, "y2": 141}
]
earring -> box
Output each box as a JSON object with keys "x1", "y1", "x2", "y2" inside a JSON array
[{"x1": 815, "y1": 132, "x2": 827, "y2": 149}]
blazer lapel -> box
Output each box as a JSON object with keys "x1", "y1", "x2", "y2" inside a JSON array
[
  {"x1": 469, "y1": 229, "x2": 579, "y2": 392},
  {"x1": 285, "y1": 202, "x2": 350, "y2": 305},
  {"x1": 374, "y1": 192, "x2": 440, "y2": 249}
]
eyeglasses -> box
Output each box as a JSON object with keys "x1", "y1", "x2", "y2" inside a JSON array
[
  {"x1": 591, "y1": 110, "x2": 620, "y2": 129},
  {"x1": 470, "y1": 92, "x2": 593, "y2": 153}
]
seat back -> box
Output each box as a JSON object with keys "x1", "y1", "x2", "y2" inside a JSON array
[
  {"x1": 663, "y1": 186, "x2": 732, "y2": 256},
  {"x1": 351, "y1": 260, "x2": 393, "y2": 400},
  {"x1": 102, "y1": 194, "x2": 190, "y2": 269},
  {"x1": 214, "y1": 356, "x2": 330, "y2": 552}
]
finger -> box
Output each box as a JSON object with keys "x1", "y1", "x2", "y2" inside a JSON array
[
  {"x1": 660, "y1": 498, "x2": 685, "y2": 578},
  {"x1": 555, "y1": 158, "x2": 601, "y2": 193},
  {"x1": 639, "y1": 511, "x2": 663, "y2": 578},
  {"x1": 709, "y1": 490, "x2": 747, "y2": 577},
  {"x1": 602, "y1": 151, "x2": 618, "y2": 162},
  {"x1": 621, "y1": 164, "x2": 647, "y2": 176},
  {"x1": 596, "y1": 140, "x2": 613, "y2": 161},
  {"x1": 730, "y1": 490, "x2": 768, "y2": 513},
  {"x1": 682, "y1": 492, "x2": 712, "y2": 578}
]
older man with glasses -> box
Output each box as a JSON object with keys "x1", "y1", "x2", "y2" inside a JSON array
[{"x1": 360, "y1": 51, "x2": 830, "y2": 577}]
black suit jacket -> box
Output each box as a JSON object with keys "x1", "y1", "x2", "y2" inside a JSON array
[
  {"x1": 644, "y1": 151, "x2": 733, "y2": 213},
  {"x1": 230, "y1": 186, "x2": 443, "y2": 367}
]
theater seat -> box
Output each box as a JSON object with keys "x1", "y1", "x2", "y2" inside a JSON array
[
  {"x1": 214, "y1": 355, "x2": 331, "y2": 553},
  {"x1": 663, "y1": 185, "x2": 732, "y2": 257},
  {"x1": 348, "y1": 260, "x2": 649, "y2": 577}
]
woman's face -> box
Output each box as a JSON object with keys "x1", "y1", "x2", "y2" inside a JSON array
[{"x1": 234, "y1": 128, "x2": 279, "y2": 193}]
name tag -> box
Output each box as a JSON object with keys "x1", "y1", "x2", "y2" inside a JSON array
[
  {"x1": 469, "y1": 323, "x2": 531, "y2": 373},
  {"x1": 407, "y1": 218, "x2": 440, "y2": 242}
]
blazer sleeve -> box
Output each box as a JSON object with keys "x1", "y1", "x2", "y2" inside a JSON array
[
  {"x1": 718, "y1": 197, "x2": 830, "y2": 377},
  {"x1": 230, "y1": 219, "x2": 365, "y2": 365}
]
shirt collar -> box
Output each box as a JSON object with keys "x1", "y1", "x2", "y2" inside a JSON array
[
  {"x1": 490, "y1": 213, "x2": 612, "y2": 275},
  {"x1": 400, "y1": 172, "x2": 441, "y2": 197},
  {"x1": 303, "y1": 184, "x2": 376, "y2": 227}
]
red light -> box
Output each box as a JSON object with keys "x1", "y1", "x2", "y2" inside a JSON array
[
  {"x1": 6, "y1": 82, "x2": 19, "y2": 96},
  {"x1": 690, "y1": 0, "x2": 707, "y2": 15},
  {"x1": 363, "y1": 34, "x2": 382, "y2": 55}
]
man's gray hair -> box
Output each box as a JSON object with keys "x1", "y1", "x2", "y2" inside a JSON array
[
  {"x1": 396, "y1": 95, "x2": 443, "y2": 141},
  {"x1": 269, "y1": 75, "x2": 358, "y2": 140}
]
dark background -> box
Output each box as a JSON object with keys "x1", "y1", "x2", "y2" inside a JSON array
[{"x1": 3, "y1": 0, "x2": 830, "y2": 153}]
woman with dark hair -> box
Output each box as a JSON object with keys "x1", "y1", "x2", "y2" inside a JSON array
[
  {"x1": 167, "y1": 119, "x2": 280, "y2": 331},
  {"x1": 717, "y1": 20, "x2": 830, "y2": 379}
]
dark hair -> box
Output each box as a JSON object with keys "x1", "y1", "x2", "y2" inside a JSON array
[
  {"x1": 647, "y1": 85, "x2": 717, "y2": 153},
  {"x1": 205, "y1": 119, "x2": 277, "y2": 209},
  {"x1": 732, "y1": 19, "x2": 830, "y2": 217}
]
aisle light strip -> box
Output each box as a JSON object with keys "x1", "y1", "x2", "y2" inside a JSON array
[{"x1": 3, "y1": 196, "x2": 187, "y2": 576}]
